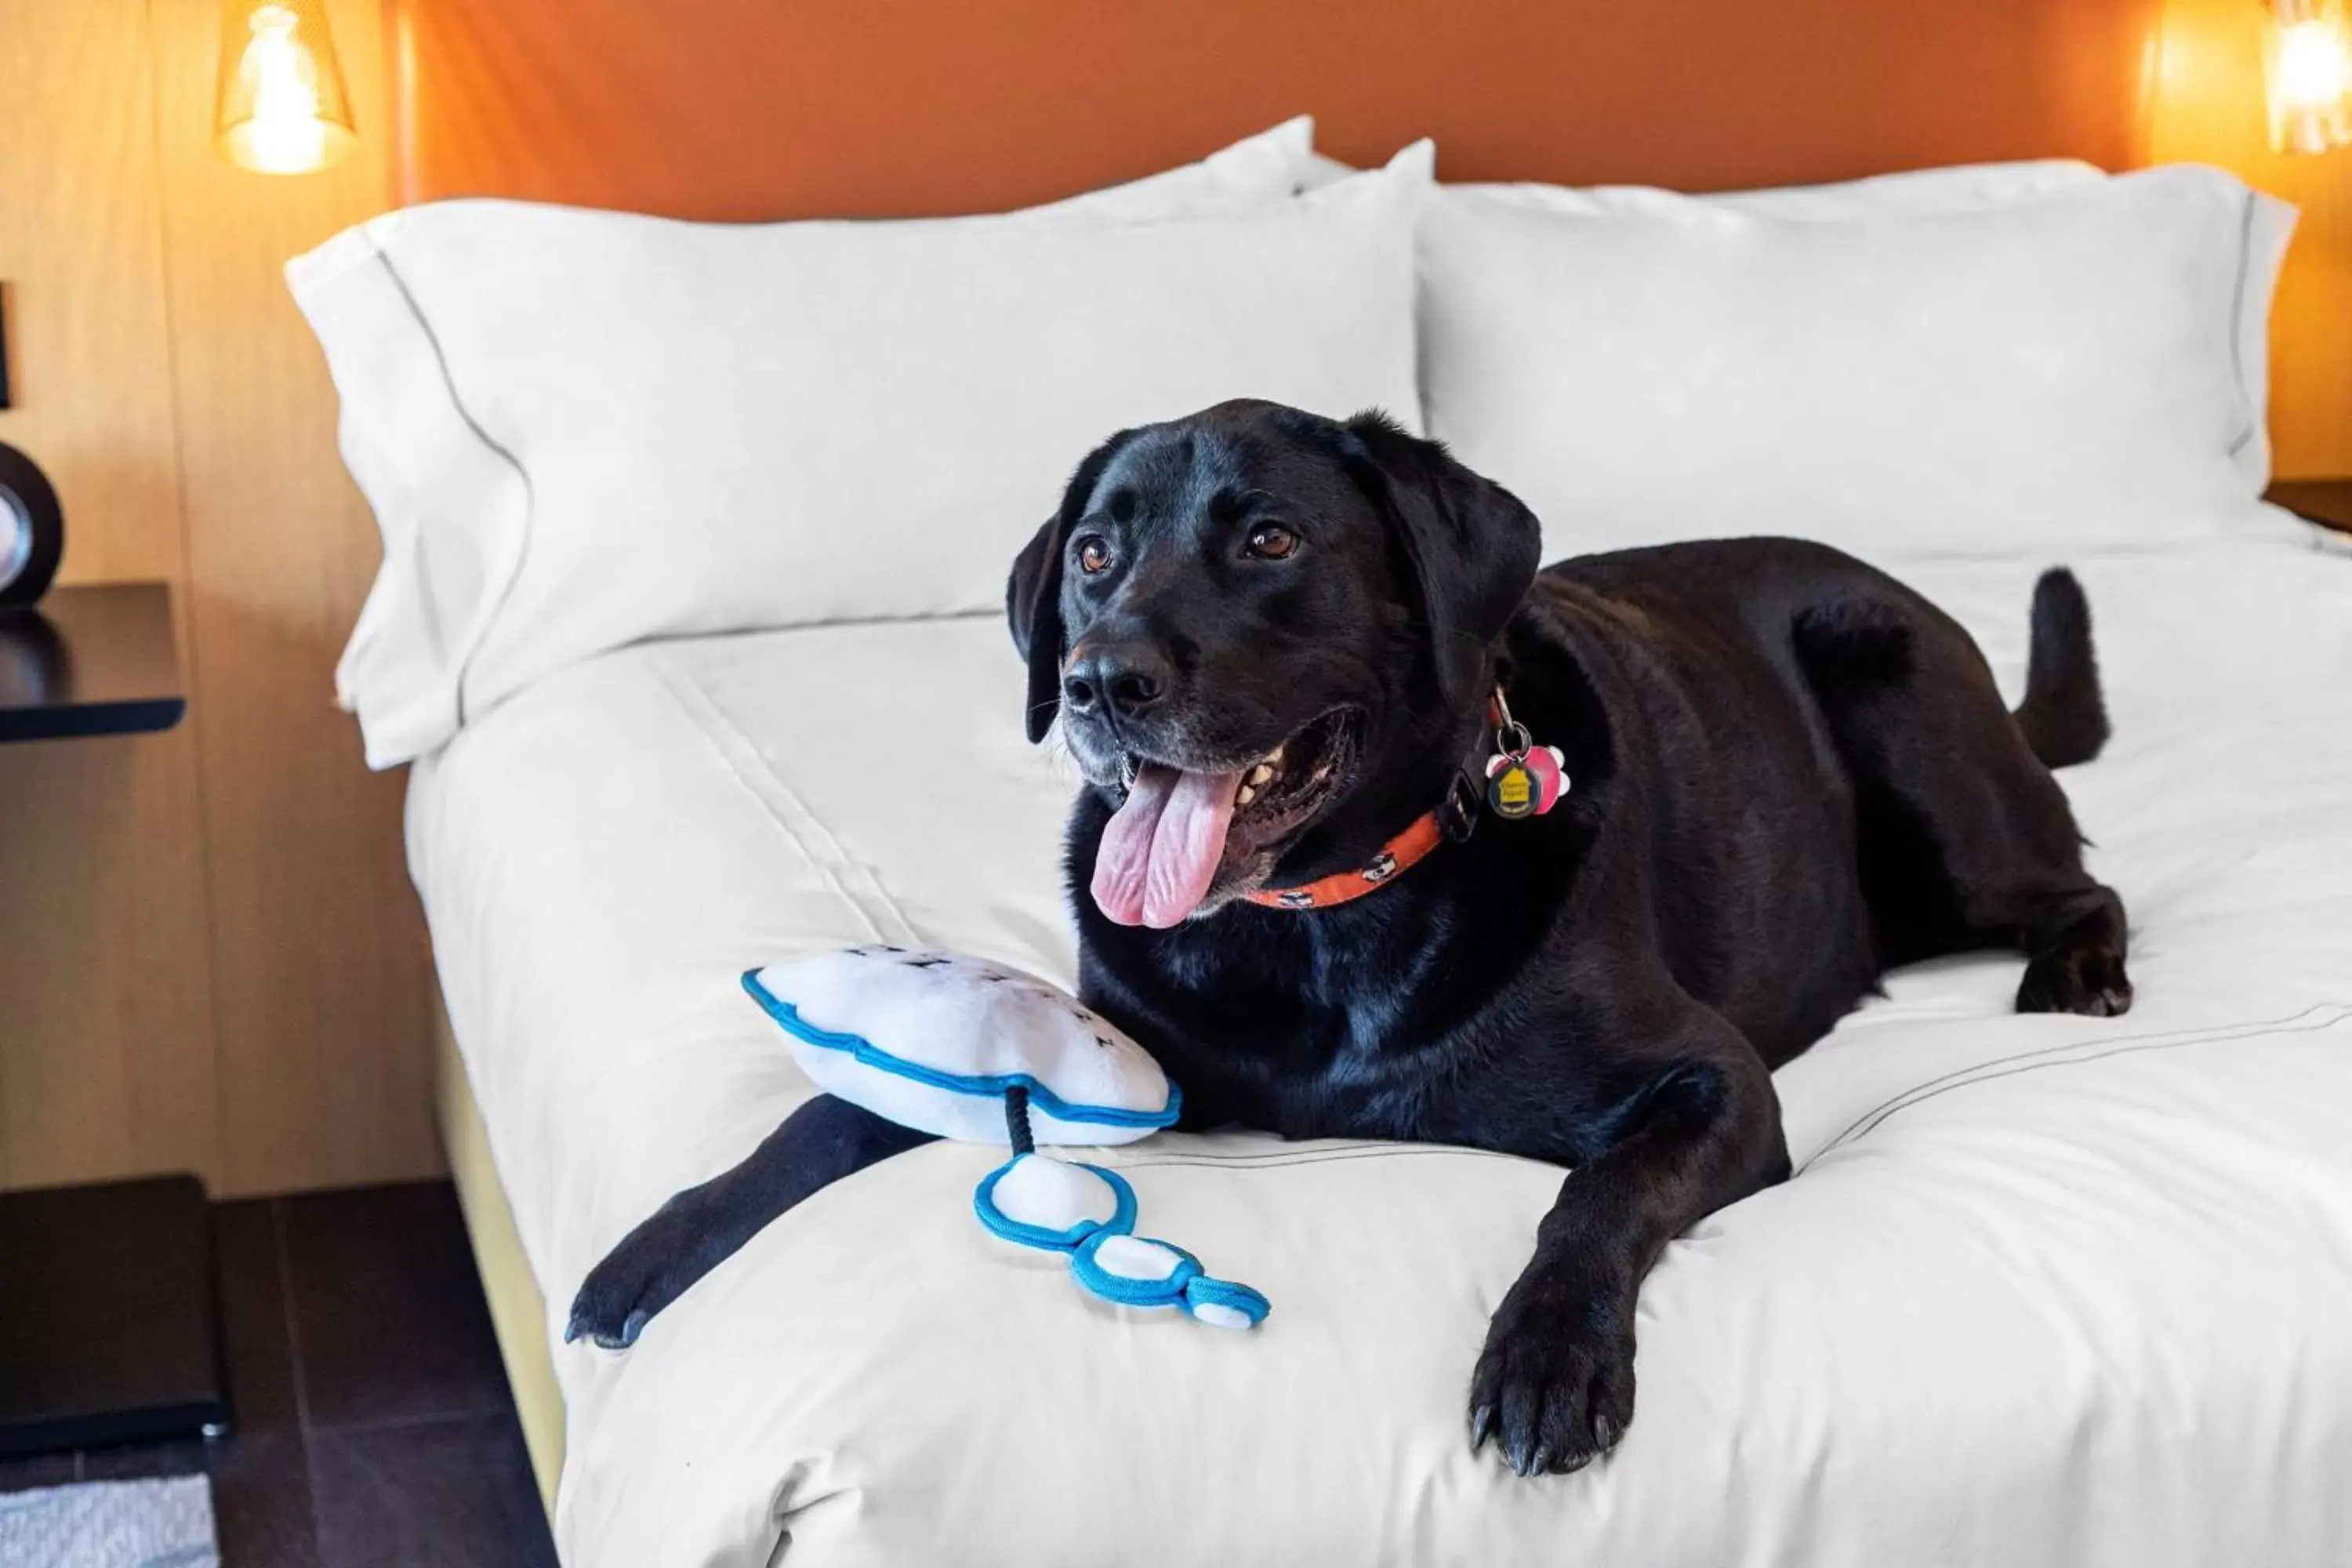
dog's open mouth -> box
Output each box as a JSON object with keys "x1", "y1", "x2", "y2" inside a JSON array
[{"x1": 1091, "y1": 710, "x2": 1359, "y2": 928}]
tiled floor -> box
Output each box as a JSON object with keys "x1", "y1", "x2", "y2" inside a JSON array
[{"x1": 0, "y1": 1182, "x2": 559, "y2": 1568}]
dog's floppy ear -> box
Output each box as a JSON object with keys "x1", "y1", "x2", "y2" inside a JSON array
[
  {"x1": 1005, "y1": 514, "x2": 1069, "y2": 745},
  {"x1": 1334, "y1": 410, "x2": 1543, "y2": 709},
  {"x1": 1007, "y1": 429, "x2": 1138, "y2": 744}
]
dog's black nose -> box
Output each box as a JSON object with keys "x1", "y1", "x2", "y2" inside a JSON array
[{"x1": 1063, "y1": 642, "x2": 1170, "y2": 720}]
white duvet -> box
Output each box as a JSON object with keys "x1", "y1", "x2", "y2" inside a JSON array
[{"x1": 410, "y1": 524, "x2": 2352, "y2": 1567}]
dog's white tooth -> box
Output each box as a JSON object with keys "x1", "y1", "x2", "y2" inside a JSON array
[
  {"x1": 1236, "y1": 784, "x2": 1258, "y2": 806},
  {"x1": 1247, "y1": 764, "x2": 1273, "y2": 786}
]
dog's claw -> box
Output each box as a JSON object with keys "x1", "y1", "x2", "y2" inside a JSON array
[{"x1": 1468, "y1": 1402, "x2": 1496, "y2": 1450}]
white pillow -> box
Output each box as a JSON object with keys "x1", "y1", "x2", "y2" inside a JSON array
[
  {"x1": 292, "y1": 123, "x2": 1430, "y2": 768},
  {"x1": 1322, "y1": 150, "x2": 2285, "y2": 495},
  {"x1": 1439, "y1": 164, "x2": 2288, "y2": 493},
  {"x1": 1418, "y1": 164, "x2": 2294, "y2": 562},
  {"x1": 1302, "y1": 152, "x2": 2105, "y2": 212},
  {"x1": 1452, "y1": 162, "x2": 2099, "y2": 216}
]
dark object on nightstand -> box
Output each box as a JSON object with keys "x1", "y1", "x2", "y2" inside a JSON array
[
  {"x1": 0, "y1": 441, "x2": 64, "y2": 605},
  {"x1": 0, "y1": 584, "x2": 221, "y2": 1457},
  {"x1": 0, "y1": 582, "x2": 184, "y2": 740},
  {"x1": 0, "y1": 1177, "x2": 230, "y2": 1455},
  {"x1": 2264, "y1": 479, "x2": 2352, "y2": 536}
]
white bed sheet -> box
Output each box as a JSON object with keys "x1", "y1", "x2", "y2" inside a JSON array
[{"x1": 410, "y1": 524, "x2": 2352, "y2": 1568}]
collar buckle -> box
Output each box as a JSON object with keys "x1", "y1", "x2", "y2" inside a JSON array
[{"x1": 1439, "y1": 769, "x2": 1482, "y2": 844}]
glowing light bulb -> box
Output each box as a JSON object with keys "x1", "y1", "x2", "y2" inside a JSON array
[
  {"x1": 2267, "y1": 0, "x2": 2352, "y2": 154},
  {"x1": 238, "y1": 6, "x2": 327, "y2": 173},
  {"x1": 213, "y1": 0, "x2": 354, "y2": 175},
  {"x1": 2278, "y1": 19, "x2": 2350, "y2": 107}
]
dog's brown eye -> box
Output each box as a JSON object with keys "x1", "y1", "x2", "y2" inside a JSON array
[
  {"x1": 1245, "y1": 524, "x2": 1299, "y2": 561},
  {"x1": 1076, "y1": 537, "x2": 1112, "y2": 575}
]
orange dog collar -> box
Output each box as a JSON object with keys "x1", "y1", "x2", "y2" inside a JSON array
[{"x1": 1241, "y1": 808, "x2": 1453, "y2": 911}]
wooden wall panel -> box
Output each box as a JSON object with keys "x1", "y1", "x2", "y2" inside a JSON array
[
  {"x1": 2, "y1": 0, "x2": 434, "y2": 1196},
  {"x1": 2151, "y1": 0, "x2": 2352, "y2": 478},
  {"x1": 147, "y1": 0, "x2": 440, "y2": 1194},
  {"x1": 0, "y1": 0, "x2": 187, "y2": 585},
  {"x1": 0, "y1": 734, "x2": 220, "y2": 1186},
  {"x1": 0, "y1": 0, "x2": 220, "y2": 1189}
]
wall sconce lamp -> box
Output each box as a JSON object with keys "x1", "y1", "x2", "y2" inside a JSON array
[
  {"x1": 2266, "y1": 0, "x2": 2352, "y2": 154},
  {"x1": 213, "y1": 0, "x2": 355, "y2": 175}
]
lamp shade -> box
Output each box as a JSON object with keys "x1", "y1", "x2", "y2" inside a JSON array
[
  {"x1": 214, "y1": 0, "x2": 356, "y2": 175},
  {"x1": 2267, "y1": 0, "x2": 2352, "y2": 154}
]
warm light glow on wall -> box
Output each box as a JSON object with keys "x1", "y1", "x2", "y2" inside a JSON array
[
  {"x1": 2267, "y1": 0, "x2": 2352, "y2": 153},
  {"x1": 214, "y1": 0, "x2": 356, "y2": 174}
]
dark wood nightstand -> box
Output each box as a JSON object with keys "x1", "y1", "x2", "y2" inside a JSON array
[
  {"x1": 0, "y1": 582, "x2": 227, "y2": 1457},
  {"x1": 2264, "y1": 480, "x2": 2352, "y2": 537},
  {"x1": 0, "y1": 582, "x2": 185, "y2": 740}
]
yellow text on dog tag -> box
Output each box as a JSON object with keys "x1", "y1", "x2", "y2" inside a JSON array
[{"x1": 1486, "y1": 757, "x2": 1537, "y2": 819}]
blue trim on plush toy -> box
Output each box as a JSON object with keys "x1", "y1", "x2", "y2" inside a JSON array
[
  {"x1": 971, "y1": 1160, "x2": 1268, "y2": 1326},
  {"x1": 1071, "y1": 1231, "x2": 1204, "y2": 1308},
  {"x1": 1181, "y1": 1275, "x2": 1272, "y2": 1327},
  {"x1": 1062, "y1": 1234, "x2": 1270, "y2": 1323},
  {"x1": 972, "y1": 1157, "x2": 1138, "y2": 1251},
  {"x1": 742, "y1": 970, "x2": 1181, "y2": 1131}
]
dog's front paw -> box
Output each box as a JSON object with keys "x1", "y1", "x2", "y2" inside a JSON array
[
  {"x1": 1467, "y1": 1264, "x2": 1637, "y2": 1477},
  {"x1": 564, "y1": 1203, "x2": 711, "y2": 1351}
]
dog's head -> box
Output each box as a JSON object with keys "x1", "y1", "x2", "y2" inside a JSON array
[{"x1": 1007, "y1": 400, "x2": 1541, "y2": 927}]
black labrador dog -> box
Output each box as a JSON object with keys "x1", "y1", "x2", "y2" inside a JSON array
[{"x1": 570, "y1": 400, "x2": 2129, "y2": 1478}]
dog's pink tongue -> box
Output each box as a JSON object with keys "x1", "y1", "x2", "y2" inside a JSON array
[{"x1": 1091, "y1": 762, "x2": 1244, "y2": 928}]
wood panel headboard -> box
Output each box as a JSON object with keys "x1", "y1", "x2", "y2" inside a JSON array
[{"x1": 393, "y1": 0, "x2": 2162, "y2": 220}]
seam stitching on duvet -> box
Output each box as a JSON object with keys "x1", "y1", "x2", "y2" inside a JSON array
[
  {"x1": 1804, "y1": 1003, "x2": 2350, "y2": 1168},
  {"x1": 649, "y1": 658, "x2": 919, "y2": 946},
  {"x1": 677, "y1": 662, "x2": 922, "y2": 942},
  {"x1": 1828, "y1": 1003, "x2": 2335, "y2": 1127},
  {"x1": 1115, "y1": 1145, "x2": 1530, "y2": 1172},
  {"x1": 2225, "y1": 187, "x2": 2259, "y2": 461},
  {"x1": 644, "y1": 657, "x2": 883, "y2": 942},
  {"x1": 364, "y1": 234, "x2": 539, "y2": 734}
]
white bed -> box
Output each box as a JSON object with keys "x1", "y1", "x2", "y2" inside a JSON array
[{"x1": 411, "y1": 521, "x2": 2352, "y2": 1567}]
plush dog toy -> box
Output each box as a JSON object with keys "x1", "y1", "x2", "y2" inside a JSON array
[{"x1": 742, "y1": 946, "x2": 1270, "y2": 1330}]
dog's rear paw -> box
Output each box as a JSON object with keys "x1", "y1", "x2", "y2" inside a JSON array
[
  {"x1": 565, "y1": 1207, "x2": 707, "y2": 1351},
  {"x1": 1467, "y1": 1265, "x2": 1637, "y2": 1478},
  {"x1": 2016, "y1": 941, "x2": 2133, "y2": 1018}
]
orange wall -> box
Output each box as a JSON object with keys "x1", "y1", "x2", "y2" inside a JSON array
[{"x1": 394, "y1": 0, "x2": 2159, "y2": 218}]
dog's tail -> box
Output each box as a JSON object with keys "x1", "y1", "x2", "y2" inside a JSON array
[{"x1": 2013, "y1": 567, "x2": 2110, "y2": 769}]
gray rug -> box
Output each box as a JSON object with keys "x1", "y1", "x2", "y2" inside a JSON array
[{"x1": 0, "y1": 1476, "x2": 218, "y2": 1568}]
